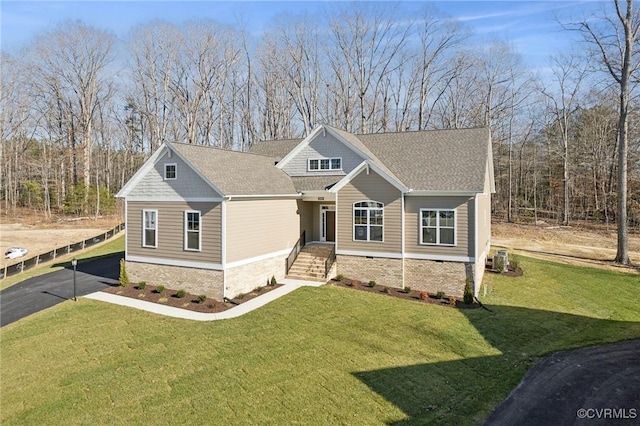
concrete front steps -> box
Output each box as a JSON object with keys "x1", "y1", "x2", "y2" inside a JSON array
[{"x1": 286, "y1": 243, "x2": 334, "y2": 282}]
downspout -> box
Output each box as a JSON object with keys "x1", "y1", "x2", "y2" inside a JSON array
[
  {"x1": 221, "y1": 199, "x2": 227, "y2": 300},
  {"x1": 334, "y1": 191, "x2": 339, "y2": 249},
  {"x1": 124, "y1": 199, "x2": 128, "y2": 259},
  {"x1": 401, "y1": 192, "x2": 406, "y2": 289},
  {"x1": 474, "y1": 194, "x2": 479, "y2": 296}
]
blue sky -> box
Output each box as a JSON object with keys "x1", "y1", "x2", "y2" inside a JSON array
[{"x1": 1, "y1": 1, "x2": 607, "y2": 70}]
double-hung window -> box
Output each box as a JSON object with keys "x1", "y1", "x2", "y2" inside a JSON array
[
  {"x1": 142, "y1": 210, "x2": 157, "y2": 248},
  {"x1": 185, "y1": 211, "x2": 201, "y2": 251},
  {"x1": 308, "y1": 157, "x2": 342, "y2": 171},
  {"x1": 420, "y1": 209, "x2": 455, "y2": 245},
  {"x1": 353, "y1": 201, "x2": 384, "y2": 242},
  {"x1": 164, "y1": 163, "x2": 177, "y2": 180}
]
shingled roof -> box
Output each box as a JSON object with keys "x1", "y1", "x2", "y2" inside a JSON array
[
  {"x1": 290, "y1": 176, "x2": 341, "y2": 192},
  {"x1": 249, "y1": 126, "x2": 491, "y2": 192},
  {"x1": 358, "y1": 128, "x2": 491, "y2": 192},
  {"x1": 248, "y1": 138, "x2": 302, "y2": 160},
  {"x1": 169, "y1": 143, "x2": 298, "y2": 196}
]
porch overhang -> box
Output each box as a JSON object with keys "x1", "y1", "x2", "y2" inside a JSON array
[{"x1": 301, "y1": 190, "x2": 336, "y2": 202}]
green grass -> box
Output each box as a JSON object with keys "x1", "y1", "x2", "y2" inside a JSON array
[
  {"x1": 1, "y1": 256, "x2": 639, "y2": 425},
  {"x1": 0, "y1": 235, "x2": 124, "y2": 290}
]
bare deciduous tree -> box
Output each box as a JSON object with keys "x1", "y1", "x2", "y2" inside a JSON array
[
  {"x1": 570, "y1": 0, "x2": 639, "y2": 264},
  {"x1": 539, "y1": 53, "x2": 588, "y2": 226}
]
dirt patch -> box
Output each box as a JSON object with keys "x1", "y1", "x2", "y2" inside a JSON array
[
  {"x1": 0, "y1": 217, "x2": 121, "y2": 267},
  {"x1": 492, "y1": 221, "x2": 640, "y2": 273},
  {"x1": 102, "y1": 282, "x2": 283, "y2": 313}
]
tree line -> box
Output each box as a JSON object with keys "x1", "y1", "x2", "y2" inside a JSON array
[{"x1": 1, "y1": 1, "x2": 638, "y2": 263}]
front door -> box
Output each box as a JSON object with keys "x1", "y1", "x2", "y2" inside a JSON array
[
  {"x1": 320, "y1": 205, "x2": 336, "y2": 242},
  {"x1": 326, "y1": 211, "x2": 335, "y2": 242}
]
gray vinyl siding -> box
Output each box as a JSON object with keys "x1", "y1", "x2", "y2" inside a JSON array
[
  {"x1": 127, "y1": 201, "x2": 222, "y2": 264},
  {"x1": 129, "y1": 150, "x2": 221, "y2": 199},
  {"x1": 405, "y1": 196, "x2": 473, "y2": 258},
  {"x1": 282, "y1": 133, "x2": 364, "y2": 177},
  {"x1": 225, "y1": 199, "x2": 300, "y2": 263},
  {"x1": 337, "y1": 170, "x2": 402, "y2": 254}
]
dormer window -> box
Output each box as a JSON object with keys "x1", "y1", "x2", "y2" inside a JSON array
[
  {"x1": 164, "y1": 163, "x2": 177, "y2": 180},
  {"x1": 308, "y1": 157, "x2": 341, "y2": 171}
]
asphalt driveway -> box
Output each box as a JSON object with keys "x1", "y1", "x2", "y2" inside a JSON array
[
  {"x1": 484, "y1": 338, "x2": 640, "y2": 425},
  {"x1": 0, "y1": 253, "x2": 122, "y2": 327}
]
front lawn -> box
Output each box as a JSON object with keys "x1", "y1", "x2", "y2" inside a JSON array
[{"x1": 1, "y1": 256, "x2": 639, "y2": 425}]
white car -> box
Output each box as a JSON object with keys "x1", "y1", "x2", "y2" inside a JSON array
[{"x1": 5, "y1": 247, "x2": 28, "y2": 259}]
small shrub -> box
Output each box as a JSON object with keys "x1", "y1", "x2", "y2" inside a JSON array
[
  {"x1": 158, "y1": 297, "x2": 168, "y2": 303},
  {"x1": 448, "y1": 296, "x2": 457, "y2": 306},
  {"x1": 381, "y1": 287, "x2": 389, "y2": 293},
  {"x1": 509, "y1": 255, "x2": 520, "y2": 271},
  {"x1": 155, "y1": 285, "x2": 165, "y2": 294},
  {"x1": 402, "y1": 286, "x2": 411, "y2": 294},
  {"x1": 335, "y1": 274, "x2": 344, "y2": 282},
  {"x1": 367, "y1": 280, "x2": 376, "y2": 288},
  {"x1": 197, "y1": 294, "x2": 207, "y2": 304},
  {"x1": 420, "y1": 291, "x2": 428, "y2": 300},
  {"x1": 255, "y1": 286, "x2": 263, "y2": 292},
  {"x1": 463, "y1": 278, "x2": 474, "y2": 305},
  {"x1": 270, "y1": 276, "x2": 277, "y2": 285},
  {"x1": 175, "y1": 289, "x2": 186, "y2": 298},
  {"x1": 137, "y1": 281, "x2": 146, "y2": 290},
  {"x1": 436, "y1": 291, "x2": 445, "y2": 299},
  {"x1": 236, "y1": 293, "x2": 245, "y2": 300},
  {"x1": 352, "y1": 279, "x2": 361, "y2": 287},
  {"x1": 118, "y1": 259, "x2": 129, "y2": 287}
]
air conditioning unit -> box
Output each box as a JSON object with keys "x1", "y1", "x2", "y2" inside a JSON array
[{"x1": 493, "y1": 250, "x2": 508, "y2": 272}]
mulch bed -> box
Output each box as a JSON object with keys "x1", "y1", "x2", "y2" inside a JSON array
[
  {"x1": 485, "y1": 259, "x2": 524, "y2": 277},
  {"x1": 330, "y1": 278, "x2": 480, "y2": 309},
  {"x1": 101, "y1": 283, "x2": 282, "y2": 313}
]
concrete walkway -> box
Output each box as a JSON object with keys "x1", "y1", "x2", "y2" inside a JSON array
[{"x1": 83, "y1": 278, "x2": 324, "y2": 321}]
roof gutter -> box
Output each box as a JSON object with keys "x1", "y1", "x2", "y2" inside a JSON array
[
  {"x1": 405, "y1": 190, "x2": 480, "y2": 197},
  {"x1": 223, "y1": 193, "x2": 302, "y2": 201}
]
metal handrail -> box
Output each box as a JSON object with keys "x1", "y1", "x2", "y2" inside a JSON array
[
  {"x1": 324, "y1": 244, "x2": 336, "y2": 278},
  {"x1": 285, "y1": 230, "x2": 306, "y2": 275}
]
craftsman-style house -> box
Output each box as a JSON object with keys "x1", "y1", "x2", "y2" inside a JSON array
[{"x1": 116, "y1": 125, "x2": 494, "y2": 299}]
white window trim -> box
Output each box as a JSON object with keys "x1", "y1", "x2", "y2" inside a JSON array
[
  {"x1": 419, "y1": 208, "x2": 457, "y2": 246},
  {"x1": 308, "y1": 157, "x2": 342, "y2": 171},
  {"x1": 353, "y1": 201, "x2": 384, "y2": 243},
  {"x1": 142, "y1": 209, "x2": 158, "y2": 248},
  {"x1": 164, "y1": 163, "x2": 177, "y2": 180},
  {"x1": 184, "y1": 210, "x2": 202, "y2": 252}
]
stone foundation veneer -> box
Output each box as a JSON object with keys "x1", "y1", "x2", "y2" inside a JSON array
[
  {"x1": 404, "y1": 258, "x2": 468, "y2": 297},
  {"x1": 125, "y1": 261, "x2": 224, "y2": 299},
  {"x1": 224, "y1": 253, "x2": 288, "y2": 299},
  {"x1": 336, "y1": 255, "x2": 403, "y2": 289},
  {"x1": 336, "y1": 255, "x2": 473, "y2": 297}
]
